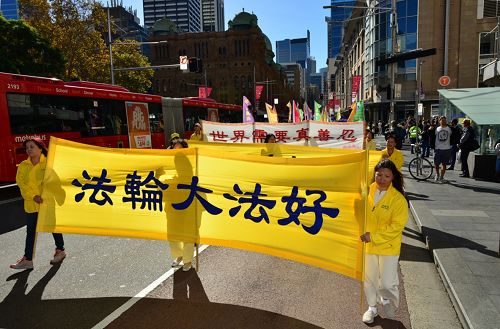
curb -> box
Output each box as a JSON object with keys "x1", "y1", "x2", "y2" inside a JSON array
[{"x1": 409, "y1": 201, "x2": 471, "y2": 329}]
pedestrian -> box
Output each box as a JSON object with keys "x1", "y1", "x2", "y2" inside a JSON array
[
  {"x1": 365, "y1": 129, "x2": 377, "y2": 150},
  {"x1": 380, "y1": 134, "x2": 404, "y2": 172},
  {"x1": 360, "y1": 159, "x2": 409, "y2": 323},
  {"x1": 448, "y1": 119, "x2": 461, "y2": 170},
  {"x1": 167, "y1": 132, "x2": 180, "y2": 149},
  {"x1": 189, "y1": 122, "x2": 203, "y2": 141},
  {"x1": 169, "y1": 138, "x2": 194, "y2": 271},
  {"x1": 420, "y1": 122, "x2": 431, "y2": 158},
  {"x1": 265, "y1": 133, "x2": 277, "y2": 143},
  {"x1": 378, "y1": 121, "x2": 383, "y2": 136},
  {"x1": 432, "y1": 116, "x2": 453, "y2": 183},
  {"x1": 458, "y1": 119, "x2": 477, "y2": 178},
  {"x1": 495, "y1": 139, "x2": 500, "y2": 182},
  {"x1": 10, "y1": 138, "x2": 66, "y2": 270},
  {"x1": 408, "y1": 122, "x2": 421, "y2": 154}
]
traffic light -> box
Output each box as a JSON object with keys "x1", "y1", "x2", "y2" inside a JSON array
[{"x1": 188, "y1": 57, "x2": 203, "y2": 73}]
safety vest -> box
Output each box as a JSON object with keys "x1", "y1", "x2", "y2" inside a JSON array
[{"x1": 409, "y1": 126, "x2": 420, "y2": 138}]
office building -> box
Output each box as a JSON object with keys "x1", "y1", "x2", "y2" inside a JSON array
[
  {"x1": 201, "y1": 0, "x2": 224, "y2": 32},
  {"x1": 276, "y1": 31, "x2": 310, "y2": 68},
  {"x1": 143, "y1": 0, "x2": 201, "y2": 32},
  {"x1": 1, "y1": 0, "x2": 19, "y2": 19},
  {"x1": 326, "y1": 0, "x2": 356, "y2": 59}
]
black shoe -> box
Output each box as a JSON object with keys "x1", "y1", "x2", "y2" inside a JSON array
[
  {"x1": 459, "y1": 173, "x2": 470, "y2": 178},
  {"x1": 448, "y1": 166, "x2": 454, "y2": 170}
]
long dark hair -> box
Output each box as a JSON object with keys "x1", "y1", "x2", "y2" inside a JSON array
[
  {"x1": 374, "y1": 159, "x2": 408, "y2": 204},
  {"x1": 265, "y1": 133, "x2": 276, "y2": 143},
  {"x1": 172, "y1": 139, "x2": 188, "y2": 149}
]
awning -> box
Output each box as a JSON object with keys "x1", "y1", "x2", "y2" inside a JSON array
[{"x1": 438, "y1": 88, "x2": 500, "y2": 125}]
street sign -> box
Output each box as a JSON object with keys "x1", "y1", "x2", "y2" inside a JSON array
[
  {"x1": 438, "y1": 75, "x2": 450, "y2": 87},
  {"x1": 179, "y1": 56, "x2": 188, "y2": 70},
  {"x1": 417, "y1": 103, "x2": 423, "y2": 115}
]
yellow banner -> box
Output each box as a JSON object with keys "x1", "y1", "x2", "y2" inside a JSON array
[{"x1": 38, "y1": 138, "x2": 377, "y2": 280}]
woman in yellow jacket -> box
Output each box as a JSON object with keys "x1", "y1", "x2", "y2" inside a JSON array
[
  {"x1": 380, "y1": 134, "x2": 404, "y2": 171},
  {"x1": 189, "y1": 122, "x2": 203, "y2": 141},
  {"x1": 360, "y1": 159, "x2": 409, "y2": 323},
  {"x1": 10, "y1": 138, "x2": 66, "y2": 270}
]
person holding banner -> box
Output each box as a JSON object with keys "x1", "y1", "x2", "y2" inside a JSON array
[
  {"x1": 380, "y1": 134, "x2": 403, "y2": 172},
  {"x1": 360, "y1": 159, "x2": 409, "y2": 323},
  {"x1": 189, "y1": 123, "x2": 203, "y2": 141},
  {"x1": 10, "y1": 138, "x2": 66, "y2": 270},
  {"x1": 169, "y1": 138, "x2": 194, "y2": 271},
  {"x1": 264, "y1": 134, "x2": 276, "y2": 143},
  {"x1": 365, "y1": 129, "x2": 377, "y2": 150}
]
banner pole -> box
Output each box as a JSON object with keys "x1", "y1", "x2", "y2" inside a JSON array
[
  {"x1": 196, "y1": 243, "x2": 199, "y2": 271},
  {"x1": 360, "y1": 146, "x2": 369, "y2": 314}
]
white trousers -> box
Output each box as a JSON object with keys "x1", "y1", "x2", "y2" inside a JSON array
[
  {"x1": 169, "y1": 241, "x2": 194, "y2": 263},
  {"x1": 364, "y1": 254, "x2": 400, "y2": 307}
]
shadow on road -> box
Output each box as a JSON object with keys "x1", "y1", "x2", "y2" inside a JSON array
[
  {"x1": 405, "y1": 191, "x2": 430, "y2": 201},
  {"x1": 421, "y1": 226, "x2": 499, "y2": 259},
  {"x1": 366, "y1": 315, "x2": 408, "y2": 329},
  {"x1": 447, "y1": 182, "x2": 500, "y2": 195},
  {"x1": 1, "y1": 267, "x2": 321, "y2": 329},
  {"x1": 107, "y1": 269, "x2": 321, "y2": 329}
]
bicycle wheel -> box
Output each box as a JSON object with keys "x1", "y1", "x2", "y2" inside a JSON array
[{"x1": 408, "y1": 157, "x2": 433, "y2": 181}]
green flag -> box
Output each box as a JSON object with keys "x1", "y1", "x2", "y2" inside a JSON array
[
  {"x1": 299, "y1": 108, "x2": 304, "y2": 121},
  {"x1": 314, "y1": 101, "x2": 322, "y2": 121},
  {"x1": 354, "y1": 100, "x2": 365, "y2": 122}
]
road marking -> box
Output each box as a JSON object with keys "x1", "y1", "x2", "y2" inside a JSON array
[
  {"x1": 91, "y1": 244, "x2": 210, "y2": 329},
  {"x1": 430, "y1": 210, "x2": 489, "y2": 218}
]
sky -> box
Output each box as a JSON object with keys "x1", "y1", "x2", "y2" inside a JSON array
[{"x1": 116, "y1": 0, "x2": 330, "y2": 71}]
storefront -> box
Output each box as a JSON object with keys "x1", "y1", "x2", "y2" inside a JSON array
[{"x1": 439, "y1": 87, "x2": 500, "y2": 181}]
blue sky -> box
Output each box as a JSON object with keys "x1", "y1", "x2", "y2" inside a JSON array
[{"x1": 117, "y1": 0, "x2": 330, "y2": 70}]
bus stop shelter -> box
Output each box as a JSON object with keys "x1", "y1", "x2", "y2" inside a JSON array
[{"x1": 438, "y1": 87, "x2": 500, "y2": 181}]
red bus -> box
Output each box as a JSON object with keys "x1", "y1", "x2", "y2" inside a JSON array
[{"x1": 0, "y1": 72, "x2": 242, "y2": 182}]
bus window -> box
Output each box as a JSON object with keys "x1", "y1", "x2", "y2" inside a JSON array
[{"x1": 148, "y1": 102, "x2": 164, "y2": 133}]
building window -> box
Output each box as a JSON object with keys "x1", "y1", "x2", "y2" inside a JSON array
[{"x1": 484, "y1": 0, "x2": 500, "y2": 17}]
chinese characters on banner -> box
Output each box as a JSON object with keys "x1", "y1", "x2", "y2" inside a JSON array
[
  {"x1": 125, "y1": 102, "x2": 152, "y2": 148},
  {"x1": 200, "y1": 120, "x2": 364, "y2": 149},
  {"x1": 351, "y1": 75, "x2": 361, "y2": 103},
  {"x1": 38, "y1": 137, "x2": 368, "y2": 279}
]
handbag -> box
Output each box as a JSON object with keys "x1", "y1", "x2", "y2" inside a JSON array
[{"x1": 469, "y1": 139, "x2": 480, "y2": 151}]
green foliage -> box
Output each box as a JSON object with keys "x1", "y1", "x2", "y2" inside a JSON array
[
  {"x1": 19, "y1": 0, "x2": 153, "y2": 92},
  {"x1": 0, "y1": 16, "x2": 65, "y2": 76}
]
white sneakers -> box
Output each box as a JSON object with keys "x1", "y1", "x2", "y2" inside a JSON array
[
  {"x1": 9, "y1": 257, "x2": 34, "y2": 270},
  {"x1": 171, "y1": 257, "x2": 183, "y2": 268},
  {"x1": 362, "y1": 309, "x2": 378, "y2": 324},
  {"x1": 383, "y1": 302, "x2": 396, "y2": 319}
]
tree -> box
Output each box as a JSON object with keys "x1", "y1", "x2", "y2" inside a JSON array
[
  {"x1": 19, "y1": 0, "x2": 153, "y2": 92},
  {"x1": 0, "y1": 16, "x2": 65, "y2": 76},
  {"x1": 112, "y1": 41, "x2": 154, "y2": 93}
]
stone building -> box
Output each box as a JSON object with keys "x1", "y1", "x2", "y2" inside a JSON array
[{"x1": 149, "y1": 12, "x2": 297, "y2": 120}]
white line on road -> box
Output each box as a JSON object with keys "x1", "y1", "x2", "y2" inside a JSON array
[
  {"x1": 91, "y1": 244, "x2": 210, "y2": 329},
  {"x1": 0, "y1": 197, "x2": 22, "y2": 205}
]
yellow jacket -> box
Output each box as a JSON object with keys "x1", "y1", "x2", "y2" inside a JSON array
[
  {"x1": 16, "y1": 155, "x2": 46, "y2": 213},
  {"x1": 190, "y1": 132, "x2": 203, "y2": 141},
  {"x1": 365, "y1": 139, "x2": 377, "y2": 150},
  {"x1": 381, "y1": 148, "x2": 403, "y2": 172},
  {"x1": 366, "y1": 182, "x2": 408, "y2": 256}
]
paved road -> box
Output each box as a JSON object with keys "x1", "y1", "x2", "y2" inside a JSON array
[{"x1": 0, "y1": 144, "x2": 462, "y2": 329}]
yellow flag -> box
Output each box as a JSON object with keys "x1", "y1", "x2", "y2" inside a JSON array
[
  {"x1": 347, "y1": 102, "x2": 357, "y2": 122},
  {"x1": 265, "y1": 103, "x2": 278, "y2": 123},
  {"x1": 38, "y1": 137, "x2": 376, "y2": 280}
]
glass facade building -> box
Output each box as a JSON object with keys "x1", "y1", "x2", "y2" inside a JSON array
[
  {"x1": 1, "y1": 0, "x2": 19, "y2": 20},
  {"x1": 276, "y1": 30, "x2": 310, "y2": 68},
  {"x1": 143, "y1": 0, "x2": 201, "y2": 31},
  {"x1": 327, "y1": 0, "x2": 356, "y2": 59}
]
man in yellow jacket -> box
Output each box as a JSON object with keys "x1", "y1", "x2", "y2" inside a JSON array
[{"x1": 360, "y1": 159, "x2": 408, "y2": 323}]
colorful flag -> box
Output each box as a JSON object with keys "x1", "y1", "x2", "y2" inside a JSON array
[
  {"x1": 198, "y1": 86, "x2": 213, "y2": 98},
  {"x1": 286, "y1": 101, "x2": 292, "y2": 123},
  {"x1": 314, "y1": 101, "x2": 322, "y2": 121},
  {"x1": 243, "y1": 96, "x2": 254, "y2": 123},
  {"x1": 354, "y1": 100, "x2": 365, "y2": 122},
  {"x1": 303, "y1": 102, "x2": 313, "y2": 121},
  {"x1": 293, "y1": 101, "x2": 301, "y2": 123},
  {"x1": 255, "y1": 85, "x2": 264, "y2": 101},
  {"x1": 265, "y1": 103, "x2": 278, "y2": 123},
  {"x1": 347, "y1": 102, "x2": 357, "y2": 122}
]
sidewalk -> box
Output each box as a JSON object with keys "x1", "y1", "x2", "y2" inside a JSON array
[{"x1": 401, "y1": 149, "x2": 500, "y2": 329}]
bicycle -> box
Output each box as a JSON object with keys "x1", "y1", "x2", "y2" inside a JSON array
[{"x1": 408, "y1": 138, "x2": 434, "y2": 181}]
